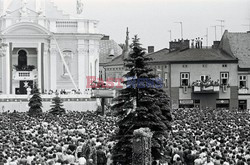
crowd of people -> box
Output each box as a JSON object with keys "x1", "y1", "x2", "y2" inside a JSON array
[
  {"x1": 1, "y1": 108, "x2": 250, "y2": 164},
  {"x1": 0, "y1": 111, "x2": 117, "y2": 165},
  {"x1": 43, "y1": 89, "x2": 92, "y2": 95},
  {"x1": 163, "y1": 108, "x2": 250, "y2": 165}
]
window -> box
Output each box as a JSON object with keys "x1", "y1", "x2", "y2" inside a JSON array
[
  {"x1": 201, "y1": 75, "x2": 209, "y2": 82},
  {"x1": 180, "y1": 73, "x2": 190, "y2": 87},
  {"x1": 182, "y1": 64, "x2": 188, "y2": 68},
  {"x1": 165, "y1": 65, "x2": 168, "y2": 68},
  {"x1": 239, "y1": 75, "x2": 247, "y2": 88},
  {"x1": 221, "y1": 72, "x2": 229, "y2": 85},
  {"x1": 19, "y1": 72, "x2": 30, "y2": 77},
  {"x1": 164, "y1": 73, "x2": 168, "y2": 88},
  {"x1": 202, "y1": 64, "x2": 207, "y2": 68},
  {"x1": 222, "y1": 64, "x2": 227, "y2": 68}
]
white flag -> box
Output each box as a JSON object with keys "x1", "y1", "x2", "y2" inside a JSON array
[{"x1": 77, "y1": 0, "x2": 83, "y2": 14}]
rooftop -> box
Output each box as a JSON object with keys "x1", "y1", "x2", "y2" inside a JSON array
[
  {"x1": 147, "y1": 47, "x2": 237, "y2": 64},
  {"x1": 220, "y1": 31, "x2": 250, "y2": 68},
  {"x1": 99, "y1": 39, "x2": 122, "y2": 65}
]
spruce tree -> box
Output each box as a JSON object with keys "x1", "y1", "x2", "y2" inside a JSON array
[
  {"x1": 49, "y1": 93, "x2": 66, "y2": 115},
  {"x1": 112, "y1": 35, "x2": 172, "y2": 164},
  {"x1": 28, "y1": 84, "x2": 42, "y2": 116}
]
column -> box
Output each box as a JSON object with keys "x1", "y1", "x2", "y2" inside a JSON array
[
  {"x1": 132, "y1": 128, "x2": 153, "y2": 165},
  {"x1": 50, "y1": 45, "x2": 57, "y2": 91},
  {"x1": 43, "y1": 44, "x2": 49, "y2": 92},
  {"x1": 85, "y1": 41, "x2": 90, "y2": 88},
  {"x1": 9, "y1": 43, "x2": 12, "y2": 94},
  {"x1": 77, "y1": 40, "x2": 86, "y2": 91},
  {"x1": 89, "y1": 40, "x2": 95, "y2": 79},
  {"x1": 5, "y1": 42, "x2": 11, "y2": 94},
  {"x1": 37, "y1": 43, "x2": 42, "y2": 91},
  {"x1": 41, "y1": 43, "x2": 44, "y2": 92},
  {"x1": 1, "y1": 48, "x2": 6, "y2": 94}
]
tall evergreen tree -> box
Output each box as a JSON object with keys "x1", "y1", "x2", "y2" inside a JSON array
[
  {"x1": 49, "y1": 93, "x2": 66, "y2": 115},
  {"x1": 28, "y1": 84, "x2": 42, "y2": 116},
  {"x1": 112, "y1": 35, "x2": 172, "y2": 164}
]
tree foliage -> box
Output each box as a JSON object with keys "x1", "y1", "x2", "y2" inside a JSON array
[
  {"x1": 28, "y1": 84, "x2": 42, "y2": 117},
  {"x1": 112, "y1": 35, "x2": 172, "y2": 164},
  {"x1": 49, "y1": 93, "x2": 66, "y2": 115}
]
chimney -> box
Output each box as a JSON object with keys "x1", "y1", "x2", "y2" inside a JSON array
[
  {"x1": 212, "y1": 41, "x2": 220, "y2": 49},
  {"x1": 169, "y1": 39, "x2": 189, "y2": 52},
  {"x1": 180, "y1": 39, "x2": 190, "y2": 51},
  {"x1": 148, "y1": 46, "x2": 154, "y2": 53},
  {"x1": 169, "y1": 40, "x2": 181, "y2": 52},
  {"x1": 101, "y1": 35, "x2": 110, "y2": 40}
]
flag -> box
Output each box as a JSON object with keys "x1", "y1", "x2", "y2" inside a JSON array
[{"x1": 77, "y1": 0, "x2": 83, "y2": 14}]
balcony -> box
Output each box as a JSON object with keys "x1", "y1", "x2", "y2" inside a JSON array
[
  {"x1": 192, "y1": 79, "x2": 220, "y2": 93},
  {"x1": 193, "y1": 85, "x2": 220, "y2": 93},
  {"x1": 239, "y1": 87, "x2": 249, "y2": 94},
  {"x1": 13, "y1": 68, "x2": 38, "y2": 80}
]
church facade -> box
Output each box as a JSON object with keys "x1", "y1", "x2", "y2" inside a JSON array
[{"x1": 0, "y1": 0, "x2": 103, "y2": 95}]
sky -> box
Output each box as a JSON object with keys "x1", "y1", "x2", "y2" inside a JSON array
[{"x1": 25, "y1": 0, "x2": 250, "y2": 51}]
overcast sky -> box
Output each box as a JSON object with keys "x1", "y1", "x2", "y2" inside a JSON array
[{"x1": 54, "y1": 0, "x2": 249, "y2": 51}]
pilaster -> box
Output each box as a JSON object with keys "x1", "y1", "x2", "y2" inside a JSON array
[{"x1": 49, "y1": 45, "x2": 57, "y2": 91}]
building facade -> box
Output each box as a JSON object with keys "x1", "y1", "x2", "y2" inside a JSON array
[
  {"x1": 0, "y1": 0, "x2": 103, "y2": 95},
  {"x1": 147, "y1": 42, "x2": 239, "y2": 110},
  {"x1": 220, "y1": 30, "x2": 250, "y2": 110}
]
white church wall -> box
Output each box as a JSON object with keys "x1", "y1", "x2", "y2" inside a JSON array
[
  {"x1": 0, "y1": 57, "x2": 2, "y2": 93},
  {"x1": 56, "y1": 39, "x2": 79, "y2": 90}
]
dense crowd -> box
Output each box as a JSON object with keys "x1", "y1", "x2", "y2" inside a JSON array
[
  {"x1": 163, "y1": 109, "x2": 250, "y2": 165},
  {"x1": 1, "y1": 108, "x2": 250, "y2": 165},
  {"x1": 0, "y1": 111, "x2": 117, "y2": 165}
]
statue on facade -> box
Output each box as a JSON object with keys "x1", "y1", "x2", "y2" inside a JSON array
[
  {"x1": 77, "y1": 0, "x2": 84, "y2": 14},
  {"x1": 20, "y1": 0, "x2": 28, "y2": 17}
]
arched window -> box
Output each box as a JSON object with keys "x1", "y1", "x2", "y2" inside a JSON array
[
  {"x1": 18, "y1": 50, "x2": 27, "y2": 67},
  {"x1": 62, "y1": 50, "x2": 73, "y2": 76}
]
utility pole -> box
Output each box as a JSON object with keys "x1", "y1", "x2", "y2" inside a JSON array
[
  {"x1": 174, "y1": 21, "x2": 183, "y2": 39},
  {"x1": 217, "y1": 19, "x2": 225, "y2": 37},
  {"x1": 211, "y1": 25, "x2": 217, "y2": 41}
]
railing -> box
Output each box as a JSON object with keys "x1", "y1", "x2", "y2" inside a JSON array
[
  {"x1": 13, "y1": 69, "x2": 38, "y2": 80},
  {"x1": 56, "y1": 21, "x2": 78, "y2": 33},
  {"x1": 239, "y1": 88, "x2": 249, "y2": 94},
  {"x1": 193, "y1": 85, "x2": 220, "y2": 93}
]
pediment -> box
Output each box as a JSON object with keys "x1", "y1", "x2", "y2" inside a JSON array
[
  {"x1": 7, "y1": 8, "x2": 39, "y2": 18},
  {"x1": 9, "y1": 26, "x2": 47, "y2": 35},
  {"x1": 2, "y1": 22, "x2": 50, "y2": 35}
]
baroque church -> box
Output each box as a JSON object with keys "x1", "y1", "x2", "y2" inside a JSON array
[{"x1": 0, "y1": 0, "x2": 103, "y2": 95}]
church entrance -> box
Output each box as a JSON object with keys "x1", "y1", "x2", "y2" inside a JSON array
[{"x1": 18, "y1": 50, "x2": 27, "y2": 68}]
